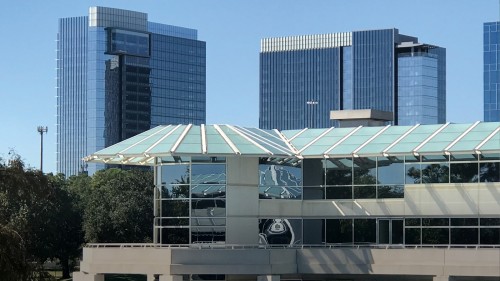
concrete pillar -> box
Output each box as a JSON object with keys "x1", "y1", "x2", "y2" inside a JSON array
[
  {"x1": 257, "y1": 275, "x2": 280, "y2": 281},
  {"x1": 72, "y1": 272, "x2": 104, "y2": 281},
  {"x1": 159, "y1": 275, "x2": 183, "y2": 281},
  {"x1": 433, "y1": 276, "x2": 449, "y2": 281},
  {"x1": 148, "y1": 274, "x2": 158, "y2": 281}
]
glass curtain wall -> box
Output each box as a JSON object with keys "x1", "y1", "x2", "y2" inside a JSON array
[{"x1": 155, "y1": 156, "x2": 226, "y2": 244}]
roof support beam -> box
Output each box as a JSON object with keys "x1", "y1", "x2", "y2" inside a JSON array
[{"x1": 214, "y1": 125, "x2": 240, "y2": 155}]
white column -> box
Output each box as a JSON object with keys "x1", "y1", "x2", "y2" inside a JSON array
[
  {"x1": 72, "y1": 272, "x2": 104, "y2": 281},
  {"x1": 257, "y1": 275, "x2": 280, "y2": 281},
  {"x1": 433, "y1": 276, "x2": 449, "y2": 281},
  {"x1": 159, "y1": 275, "x2": 183, "y2": 281}
]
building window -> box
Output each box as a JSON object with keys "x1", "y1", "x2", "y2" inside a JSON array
[
  {"x1": 156, "y1": 156, "x2": 226, "y2": 244},
  {"x1": 259, "y1": 158, "x2": 302, "y2": 199}
]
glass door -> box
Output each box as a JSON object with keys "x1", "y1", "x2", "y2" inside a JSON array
[{"x1": 378, "y1": 219, "x2": 403, "y2": 244}]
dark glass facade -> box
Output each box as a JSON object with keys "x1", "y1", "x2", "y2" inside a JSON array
[
  {"x1": 57, "y1": 7, "x2": 206, "y2": 176},
  {"x1": 484, "y1": 22, "x2": 500, "y2": 122},
  {"x1": 397, "y1": 45, "x2": 446, "y2": 125},
  {"x1": 259, "y1": 29, "x2": 446, "y2": 130}
]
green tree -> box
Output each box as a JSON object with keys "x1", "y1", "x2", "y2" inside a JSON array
[
  {"x1": 0, "y1": 153, "x2": 83, "y2": 279},
  {"x1": 81, "y1": 168, "x2": 154, "y2": 243},
  {"x1": 0, "y1": 225, "x2": 31, "y2": 281}
]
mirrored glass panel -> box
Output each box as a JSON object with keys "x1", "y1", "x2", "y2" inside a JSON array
[
  {"x1": 161, "y1": 228, "x2": 189, "y2": 244},
  {"x1": 191, "y1": 227, "x2": 226, "y2": 243},
  {"x1": 191, "y1": 199, "x2": 226, "y2": 217},
  {"x1": 354, "y1": 219, "x2": 376, "y2": 243},
  {"x1": 422, "y1": 228, "x2": 449, "y2": 244},
  {"x1": 451, "y1": 228, "x2": 478, "y2": 244},
  {"x1": 158, "y1": 218, "x2": 189, "y2": 226},
  {"x1": 191, "y1": 185, "x2": 226, "y2": 198},
  {"x1": 161, "y1": 200, "x2": 189, "y2": 217},
  {"x1": 377, "y1": 185, "x2": 404, "y2": 198},
  {"x1": 161, "y1": 184, "x2": 189, "y2": 199},
  {"x1": 325, "y1": 158, "x2": 353, "y2": 186},
  {"x1": 191, "y1": 218, "x2": 226, "y2": 226},
  {"x1": 420, "y1": 163, "x2": 449, "y2": 183},
  {"x1": 325, "y1": 186, "x2": 351, "y2": 199},
  {"x1": 192, "y1": 164, "x2": 226, "y2": 184},
  {"x1": 405, "y1": 163, "x2": 421, "y2": 184},
  {"x1": 162, "y1": 164, "x2": 190, "y2": 185},
  {"x1": 354, "y1": 185, "x2": 376, "y2": 199},
  {"x1": 450, "y1": 163, "x2": 479, "y2": 183},
  {"x1": 480, "y1": 228, "x2": 500, "y2": 244},
  {"x1": 326, "y1": 219, "x2": 352, "y2": 244},
  {"x1": 405, "y1": 228, "x2": 421, "y2": 244},
  {"x1": 479, "y1": 162, "x2": 500, "y2": 182},
  {"x1": 258, "y1": 219, "x2": 302, "y2": 246},
  {"x1": 353, "y1": 157, "x2": 377, "y2": 185},
  {"x1": 259, "y1": 163, "x2": 302, "y2": 186},
  {"x1": 377, "y1": 157, "x2": 404, "y2": 185}
]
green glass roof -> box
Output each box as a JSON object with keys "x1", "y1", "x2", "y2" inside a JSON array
[{"x1": 83, "y1": 122, "x2": 500, "y2": 166}]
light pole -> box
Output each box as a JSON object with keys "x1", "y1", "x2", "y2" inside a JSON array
[
  {"x1": 306, "y1": 100, "x2": 319, "y2": 128},
  {"x1": 37, "y1": 126, "x2": 48, "y2": 172}
]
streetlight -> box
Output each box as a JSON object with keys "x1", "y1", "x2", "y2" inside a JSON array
[
  {"x1": 37, "y1": 126, "x2": 48, "y2": 172},
  {"x1": 306, "y1": 100, "x2": 319, "y2": 128}
]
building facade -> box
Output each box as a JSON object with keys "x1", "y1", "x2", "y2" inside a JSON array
[
  {"x1": 75, "y1": 122, "x2": 499, "y2": 281},
  {"x1": 259, "y1": 29, "x2": 446, "y2": 130},
  {"x1": 484, "y1": 21, "x2": 500, "y2": 122},
  {"x1": 57, "y1": 7, "x2": 206, "y2": 177}
]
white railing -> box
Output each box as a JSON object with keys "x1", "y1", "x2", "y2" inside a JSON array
[{"x1": 85, "y1": 243, "x2": 500, "y2": 250}]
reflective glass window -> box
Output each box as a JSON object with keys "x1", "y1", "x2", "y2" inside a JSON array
[
  {"x1": 325, "y1": 158, "x2": 353, "y2": 185},
  {"x1": 479, "y1": 162, "x2": 500, "y2": 182},
  {"x1": 420, "y1": 163, "x2": 449, "y2": 183},
  {"x1": 451, "y1": 218, "x2": 478, "y2": 226},
  {"x1": 259, "y1": 158, "x2": 302, "y2": 200},
  {"x1": 450, "y1": 162, "x2": 479, "y2": 183},
  {"x1": 405, "y1": 163, "x2": 421, "y2": 184},
  {"x1": 377, "y1": 185, "x2": 404, "y2": 199},
  {"x1": 158, "y1": 218, "x2": 189, "y2": 226},
  {"x1": 353, "y1": 157, "x2": 377, "y2": 185},
  {"x1": 191, "y1": 227, "x2": 226, "y2": 243},
  {"x1": 161, "y1": 200, "x2": 189, "y2": 217},
  {"x1": 162, "y1": 164, "x2": 190, "y2": 185},
  {"x1": 325, "y1": 186, "x2": 351, "y2": 199},
  {"x1": 191, "y1": 185, "x2": 225, "y2": 198},
  {"x1": 161, "y1": 228, "x2": 189, "y2": 244},
  {"x1": 354, "y1": 219, "x2": 376, "y2": 243},
  {"x1": 405, "y1": 228, "x2": 421, "y2": 244},
  {"x1": 377, "y1": 157, "x2": 404, "y2": 185},
  {"x1": 326, "y1": 219, "x2": 352, "y2": 244},
  {"x1": 422, "y1": 228, "x2": 449, "y2": 244},
  {"x1": 480, "y1": 218, "x2": 500, "y2": 225},
  {"x1": 354, "y1": 185, "x2": 376, "y2": 199},
  {"x1": 191, "y1": 199, "x2": 226, "y2": 217},
  {"x1": 161, "y1": 184, "x2": 189, "y2": 199},
  {"x1": 258, "y1": 219, "x2": 302, "y2": 245},
  {"x1": 423, "y1": 218, "x2": 449, "y2": 226},
  {"x1": 480, "y1": 228, "x2": 500, "y2": 244},
  {"x1": 451, "y1": 228, "x2": 478, "y2": 244},
  {"x1": 405, "y1": 218, "x2": 421, "y2": 226},
  {"x1": 191, "y1": 164, "x2": 226, "y2": 184}
]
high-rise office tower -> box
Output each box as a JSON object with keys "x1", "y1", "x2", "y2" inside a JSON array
[
  {"x1": 57, "y1": 7, "x2": 206, "y2": 176},
  {"x1": 484, "y1": 22, "x2": 500, "y2": 122},
  {"x1": 259, "y1": 28, "x2": 446, "y2": 130}
]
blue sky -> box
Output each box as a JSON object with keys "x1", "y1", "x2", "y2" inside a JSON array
[{"x1": 0, "y1": 0, "x2": 497, "y2": 173}]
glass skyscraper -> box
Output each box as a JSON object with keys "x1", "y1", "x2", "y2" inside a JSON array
[
  {"x1": 259, "y1": 28, "x2": 446, "y2": 130},
  {"x1": 57, "y1": 7, "x2": 206, "y2": 176},
  {"x1": 484, "y1": 21, "x2": 500, "y2": 122}
]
